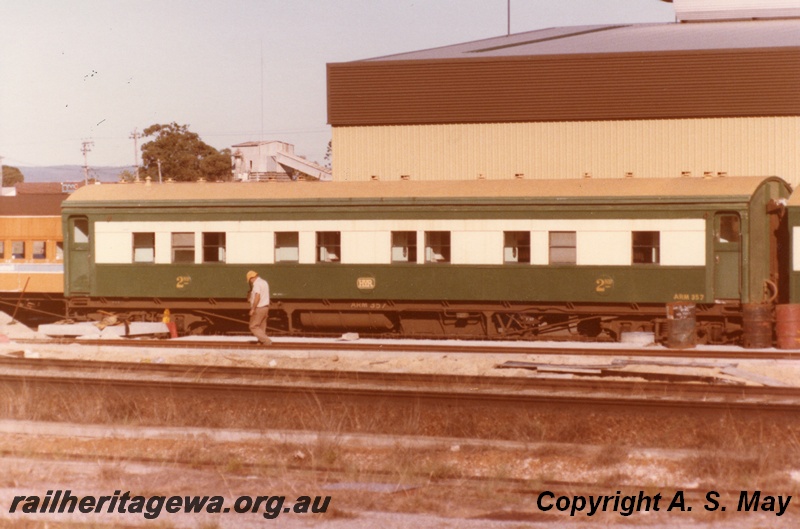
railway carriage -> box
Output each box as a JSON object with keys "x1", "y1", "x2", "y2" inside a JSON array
[
  {"x1": 782, "y1": 192, "x2": 800, "y2": 303},
  {"x1": 61, "y1": 176, "x2": 791, "y2": 343},
  {"x1": 1, "y1": 185, "x2": 68, "y2": 321}
]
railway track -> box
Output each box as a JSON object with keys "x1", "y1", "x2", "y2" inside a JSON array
[
  {"x1": 1, "y1": 355, "x2": 799, "y2": 413},
  {"x1": 7, "y1": 418, "x2": 773, "y2": 528},
  {"x1": 12, "y1": 336, "x2": 800, "y2": 361},
  {"x1": 0, "y1": 419, "x2": 748, "y2": 512},
  {"x1": 2, "y1": 353, "x2": 799, "y2": 491}
]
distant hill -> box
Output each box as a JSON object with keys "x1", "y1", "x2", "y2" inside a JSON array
[{"x1": 17, "y1": 165, "x2": 128, "y2": 183}]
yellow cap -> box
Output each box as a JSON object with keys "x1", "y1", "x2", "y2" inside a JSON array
[{"x1": 246, "y1": 270, "x2": 258, "y2": 282}]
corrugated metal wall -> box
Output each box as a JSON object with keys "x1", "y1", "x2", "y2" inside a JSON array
[
  {"x1": 327, "y1": 49, "x2": 800, "y2": 126},
  {"x1": 332, "y1": 117, "x2": 800, "y2": 185}
]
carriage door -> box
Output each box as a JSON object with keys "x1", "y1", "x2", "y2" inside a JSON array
[
  {"x1": 713, "y1": 212, "x2": 741, "y2": 300},
  {"x1": 68, "y1": 216, "x2": 91, "y2": 294}
]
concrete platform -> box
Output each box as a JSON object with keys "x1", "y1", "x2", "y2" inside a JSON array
[{"x1": 38, "y1": 321, "x2": 170, "y2": 338}]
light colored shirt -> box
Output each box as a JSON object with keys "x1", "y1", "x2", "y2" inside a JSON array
[{"x1": 249, "y1": 276, "x2": 270, "y2": 308}]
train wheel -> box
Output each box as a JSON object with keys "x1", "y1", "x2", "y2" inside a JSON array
[{"x1": 576, "y1": 317, "x2": 603, "y2": 338}]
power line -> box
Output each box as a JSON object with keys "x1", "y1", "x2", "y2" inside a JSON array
[
  {"x1": 2, "y1": 127, "x2": 330, "y2": 148},
  {"x1": 1, "y1": 156, "x2": 45, "y2": 167}
]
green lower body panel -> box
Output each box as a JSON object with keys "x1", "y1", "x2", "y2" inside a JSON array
[
  {"x1": 90, "y1": 264, "x2": 709, "y2": 305},
  {"x1": 789, "y1": 273, "x2": 800, "y2": 303}
]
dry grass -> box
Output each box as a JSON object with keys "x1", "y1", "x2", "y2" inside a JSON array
[
  {"x1": 4, "y1": 379, "x2": 800, "y2": 467},
  {"x1": 685, "y1": 445, "x2": 799, "y2": 489},
  {"x1": 6, "y1": 381, "x2": 800, "y2": 453},
  {"x1": 3, "y1": 426, "x2": 800, "y2": 526},
  {"x1": 3, "y1": 376, "x2": 800, "y2": 527},
  {"x1": 588, "y1": 443, "x2": 629, "y2": 467}
]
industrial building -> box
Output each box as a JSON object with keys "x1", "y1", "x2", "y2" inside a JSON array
[
  {"x1": 231, "y1": 140, "x2": 331, "y2": 182},
  {"x1": 327, "y1": 0, "x2": 800, "y2": 184}
]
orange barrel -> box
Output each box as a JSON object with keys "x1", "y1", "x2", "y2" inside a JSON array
[
  {"x1": 742, "y1": 303, "x2": 773, "y2": 349},
  {"x1": 776, "y1": 304, "x2": 800, "y2": 349},
  {"x1": 666, "y1": 302, "x2": 696, "y2": 349}
]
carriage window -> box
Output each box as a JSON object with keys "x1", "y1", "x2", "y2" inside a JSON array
[
  {"x1": 171, "y1": 232, "x2": 195, "y2": 263},
  {"x1": 717, "y1": 214, "x2": 740, "y2": 243},
  {"x1": 392, "y1": 231, "x2": 417, "y2": 263},
  {"x1": 133, "y1": 233, "x2": 155, "y2": 263},
  {"x1": 549, "y1": 231, "x2": 576, "y2": 264},
  {"x1": 56, "y1": 242, "x2": 64, "y2": 261},
  {"x1": 203, "y1": 232, "x2": 226, "y2": 263},
  {"x1": 11, "y1": 241, "x2": 25, "y2": 259},
  {"x1": 0, "y1": 241, "x2": 4, "y2": 259},
  {"x1": 73, "y1": 218, "x2": 89, "y2": 244},
  {"x1": 275, "y1": 232, "x2": 299, "y2": 263},
  {"x1": 505, "y1": 232, "x2": 531, "y2": 264},
  {"x1": 32, "y1": 241, "x2": 46, "y2": 260},
  {"x1": 317, "y1": 232, "x2": 340, "y2": 263},
  {"x1": 632, "y1": 231, "x2": 660, "y2": 264},
  {"x1": 425, "y1": 231, "x2": 451, "y2": 263}
]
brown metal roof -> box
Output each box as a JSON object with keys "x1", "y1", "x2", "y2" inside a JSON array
[
  {"x1": 327, "y1": 19, "x2": 800, "y2": 126},
  {"x1": 63, "y1": 176, "x2": 787, "y2": 207},
  {"x1": 14, "y1": 182, "x2": 79, "y2": 195},
  {"x1": 231, "y1": 140, "x2": 289, "y2": 148},
  {"x1": 328, "y1": 49, "x2": 799, "y2": 126},
  {"x1": 0, "y1": 193, "x2": 67, "y2": 216},
  {"x1": 367, "y1": 19, "x2": 800, "y2": 60}
]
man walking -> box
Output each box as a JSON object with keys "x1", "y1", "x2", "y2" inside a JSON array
[{"x1": 247, "y1": 270, "x2": 272, "y2": 346}]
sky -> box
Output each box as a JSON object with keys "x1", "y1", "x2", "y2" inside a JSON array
[{"x1": 0, "y1": 0, "x2": 675, "y2": 169}]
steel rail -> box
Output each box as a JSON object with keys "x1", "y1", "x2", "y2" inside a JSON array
[
  {"x1": 12, "y1": 336, "x2": 800, "y2": 360},
  {"x1": 1, "y1": 356, "x2": 799, "y2": 411}
]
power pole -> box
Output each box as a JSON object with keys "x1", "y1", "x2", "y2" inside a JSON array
[
  {"x1": 507, "y1": 0, "x2": 511, "y2": 36},
  {"x1": 81, "y1": 141, "x2": 94, "y2": 185},
  {"x1": 260, "y1": 40, "x2": 265, "y2": 141},
  {"x1": 157, "y1": 158, "x2": 162, "y2": 184},
  {"x1": 130, "y1": 128, "x2": 142, "y2": 179}
]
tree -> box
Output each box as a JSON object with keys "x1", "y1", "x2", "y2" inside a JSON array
[
  {"x1": 2, "y1": 165, "x2": 24, "y2": 187},
  {"x1": 140, "y1": 123, "x2": 232, "y2": 182},
  {"x1": 117, "y1": 169, "x2": 137, "y2": 183},
  {"x1": 200, "y1": 147, "x2": 232, "y2": 180}
]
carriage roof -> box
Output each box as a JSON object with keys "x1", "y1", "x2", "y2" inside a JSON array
[{"x1": 63, "y1": 176, "x2": 789, "y2": 209}]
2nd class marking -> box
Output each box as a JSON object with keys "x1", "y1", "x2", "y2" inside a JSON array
[
  {"x1": 595, "y1": 277, "x2": 614, "y2": 293},
  {"x1": 673, "y1": 293, "x2": 705, "y2": 301},
  {"x1": 176, "y1": 276, "x2": 192, "y2": 289}
]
